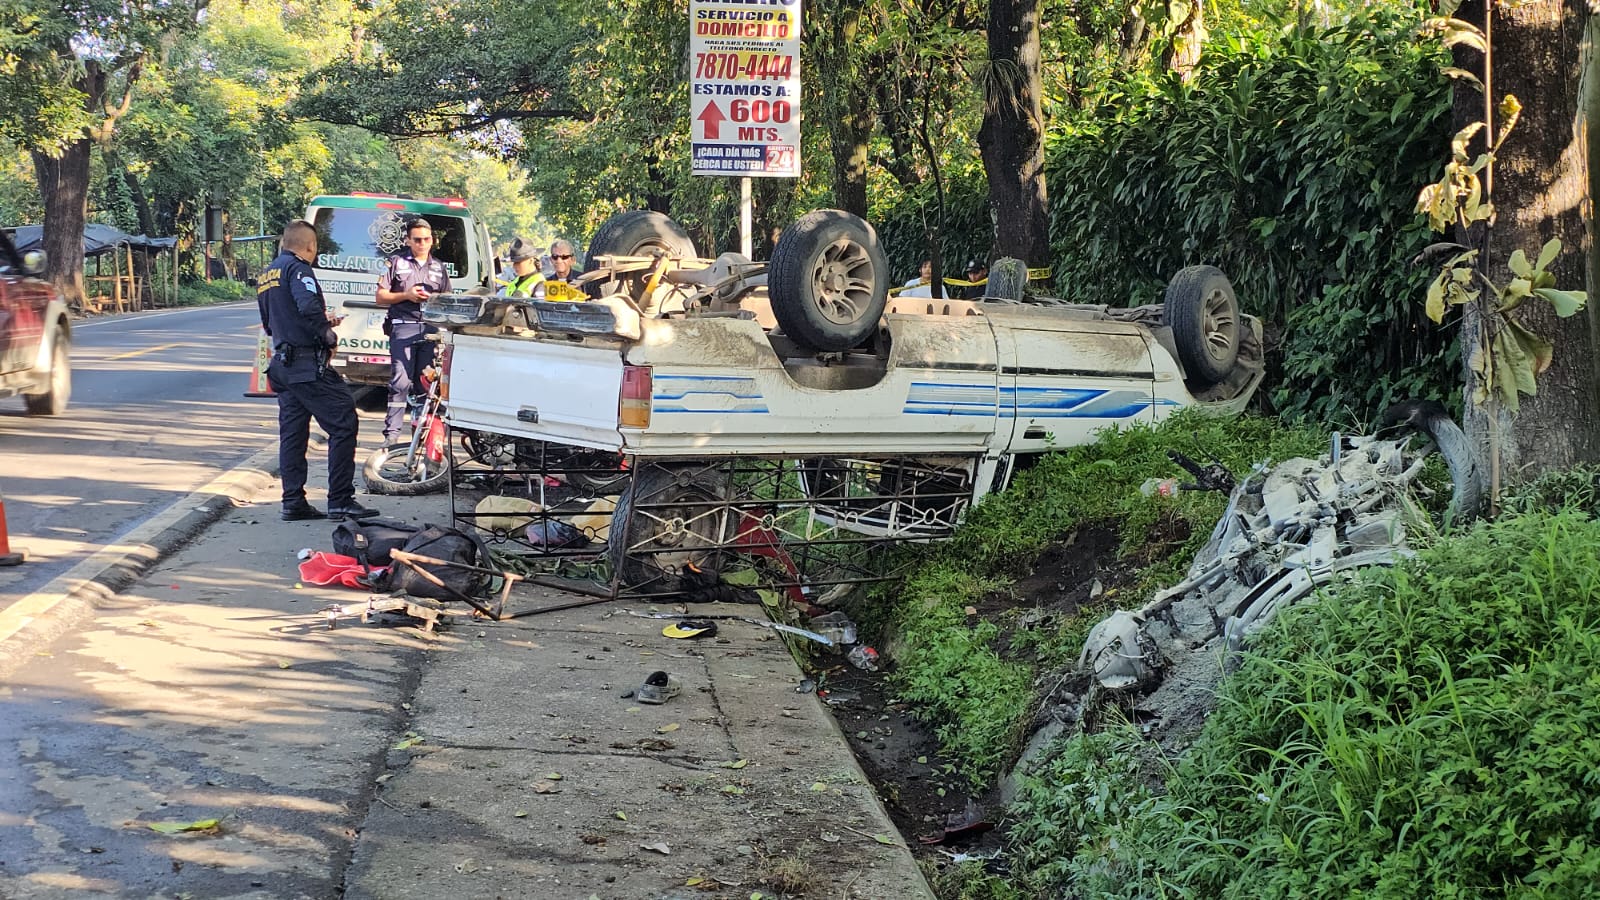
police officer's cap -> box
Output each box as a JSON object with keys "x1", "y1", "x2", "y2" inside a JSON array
[{"x1": 508, "y1": 237, "x2": 540, "y2": 263}]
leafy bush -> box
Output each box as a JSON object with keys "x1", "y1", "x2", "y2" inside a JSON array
[
  {"x1": 1010, "y1": 511, "x2": 1600, "y2": 898},
  {"x1": 1043, "y1": 12, "x2": 1455, "y2": 422},
  {"x1": 867, "y1": 14, "x2": 1455, "y2": 424},
  {"x1": 178, "y1": 278, "x2": 251, "y2": 306}
]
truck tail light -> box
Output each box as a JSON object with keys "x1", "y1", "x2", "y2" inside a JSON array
[
  {"x1": 437, "y1": 344, "x2": 452, "y2": 402},
  {"x1": 620, "y1": 365, "x2": 652, "y2": 429}
]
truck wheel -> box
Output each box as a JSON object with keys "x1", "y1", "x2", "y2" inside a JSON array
[
  {"x1": 23, "y1": 330, "x2": 70, "y2": 416},
  {"x1": 584, "y1": 211, "x2": 697, "y2": 299},
  {"x1": 1376, "y1": 399, "x2": 1484, "y2": 528},
  {"x1": 986, "y1": 257, "x2": 1028, "y2": 302},
  {"x1": 769, "y1": 210, "x2": 888, "y2": 352},
  {"x1": 609, "y1": 464, "x2": 731, "y2": 593},
  {"x1": 1163, "y1": 265, "x2": 1240, "y2": 386}
]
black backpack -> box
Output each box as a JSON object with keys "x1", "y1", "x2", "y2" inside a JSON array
[
  {"x1": 331, "y1": 517, "x2": 421, "y2": 568},
  {"x1": 370, "y1": 524, "x2": 498, "y2": 601}
]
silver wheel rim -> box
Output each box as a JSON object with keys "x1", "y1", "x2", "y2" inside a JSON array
[
  {"x1": 808, "y1": 237, "x2": 875, "y2": 325},
  {"x1": 1201, "y1": 288, "x2": 1237, "y2": 359}
]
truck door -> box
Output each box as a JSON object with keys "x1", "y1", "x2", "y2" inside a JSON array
[{"x1": 988, "y1": 307, "x2": 1159, "y2": 454}]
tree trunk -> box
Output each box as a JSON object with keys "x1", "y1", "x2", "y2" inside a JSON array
[
  {"x1": 1455, "y1": 0, "x2": 1598, "y2": 481},
  {"x1": 977, "y1": 0, "x2": 1050, "y2": 266},
  {"x1": 107, "y1": 148, "x2": 157, "y2": 237},
  {"x1": 30, "y1": 142, "x2": 92, "y2": 307},
  {"x1": 876, "y1": 75, "x2": 923, "y2": 189},
  {"x1": 1163, "y1": 0, "x2": 1206, "y2": 80},
  {"x1": 813, "y1": 0, "x2": 872, "y2": 216}
]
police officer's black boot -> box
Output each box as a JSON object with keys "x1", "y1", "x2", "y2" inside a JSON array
[
  {"x1": 282, "y1": 501, "x2": 326, "y2": 521},
  {"x1": 328, "y1": 501, "x2": 381, "y2": 521}
]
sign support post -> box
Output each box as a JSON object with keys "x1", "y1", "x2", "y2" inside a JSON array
[{"x1": 740, "y1": 177, "x2": 753, "y2": 258}]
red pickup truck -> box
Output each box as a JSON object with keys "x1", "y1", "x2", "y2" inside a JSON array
[{"x1": 0, "y1": 229, "x2": 71, "y2": 415}]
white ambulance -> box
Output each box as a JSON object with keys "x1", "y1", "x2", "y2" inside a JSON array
[{"x1": 303, "y1": 194, "x2": 495, "y2": 387}]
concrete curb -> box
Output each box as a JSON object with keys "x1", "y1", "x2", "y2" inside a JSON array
[{"x1": 0, "y1": 443, "x2": 280, "y2": 678}]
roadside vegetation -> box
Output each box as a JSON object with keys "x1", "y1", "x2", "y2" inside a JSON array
[
  {"x1": 175, "y1": 279, "x2": 252, "y2": 307},
  {"x1": 868, "y1": 409, "x2": 1326, "y2": 784},
  {"x1": 879, "y1": 414, "x2": 1600, "y2": 897}
]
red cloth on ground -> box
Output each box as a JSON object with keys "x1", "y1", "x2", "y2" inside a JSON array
[{"x1": 298, "y1": 551, "x2": 385, "y2": 590}]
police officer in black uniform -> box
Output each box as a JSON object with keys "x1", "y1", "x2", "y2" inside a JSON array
[
  {"x1": 375, "y1": 217, "x2": 451, "y2": 442},
  {"x1": 258, "y1": 220, "x2": 380, "y2": 522}
]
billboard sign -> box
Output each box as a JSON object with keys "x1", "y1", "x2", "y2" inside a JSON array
[{"x1": 689, "y1": 0, "x2": 802, "y2": 178}]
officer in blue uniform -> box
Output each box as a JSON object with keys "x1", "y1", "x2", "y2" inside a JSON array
[
  {"x1": 375, "y1": 217, "x2": 452, "y2": 442},
  {"x1": 258, "y1": 220, "x2": 380, "y2": 522}
]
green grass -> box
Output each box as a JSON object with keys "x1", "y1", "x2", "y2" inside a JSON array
[
  {"x1": 999, "y1": 510, "x2": 1600, "y2": 899},
  {"x1": 176, "y1": 279, "x2": 251, "y2": 306}
]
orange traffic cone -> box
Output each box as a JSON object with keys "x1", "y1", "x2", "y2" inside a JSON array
[
  {"x1": 0, "y1": 484, "x2": 26, "y2": 567},
  {"x1": 245, "y1": 326, "x2": 276, "y2": 398}
]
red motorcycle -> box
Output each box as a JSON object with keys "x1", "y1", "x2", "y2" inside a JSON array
[{"x1": 362, "y1": 365, "x2": 450, "y2": 495}]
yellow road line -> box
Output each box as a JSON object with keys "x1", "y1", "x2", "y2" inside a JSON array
[{"x1": 103, "y1": 342, "x2": 192, "y2": 361}]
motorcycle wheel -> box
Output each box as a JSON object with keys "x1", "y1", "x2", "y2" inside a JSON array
[{"x1": 363, "y1": 442, "x2": 450, "y2": 495}]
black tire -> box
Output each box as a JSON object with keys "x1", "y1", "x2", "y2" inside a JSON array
[
  {"x1": 363, "y1": 442, "x2": 450, "y2": 495},
  {"x1": 584, "y1": 211, "x2": 697, "y2": 299},
  {"x1": 1377, "y1": 399, "x2": 1484, "y2": 528},
  {"x1": 769, "y1": 210, "x2": 889, "y2": 352},
  {"x1": 23, "y1": 331, "x2": 69, "y2": 416},
  {"x1": 564, "y1": 449, "x2": 630, "y2": 496},
  {"x1": 609, "y1": 464, "x2": 730, "y2": 592},
  {"x1": 986, "y1": 257, "x2": 1028, "y2": 302},
  {"x1": 1163, "y1": 265, "x2": 1241, "y2": 386}
]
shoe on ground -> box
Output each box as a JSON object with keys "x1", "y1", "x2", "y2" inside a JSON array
[
  {"x1": 382, "y1": 433, "x2": 401, "y2": 445},
  {"x1": 636, "y1": 670, "x2": 682, "y2": 705},
  {"x1": 282, "y1": 501, "x2": 326, "y2": 522},
  {"x1": 328, "y1": 501, "x2": 382, "y2": 521}
]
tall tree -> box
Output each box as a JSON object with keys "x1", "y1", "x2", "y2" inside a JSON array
[
  {"x1": 0, "y1": 0, "x2": 208, "y2": 304},
  {"x1": 977, "y1": 0, "x2": 1049, "y2": 266},
  {"x1": 810, "y1": 0, "x2": 875, "y2": 216},
  {"x1": 1451, "y1": 0, "x2": 1598, "y2": 478}
]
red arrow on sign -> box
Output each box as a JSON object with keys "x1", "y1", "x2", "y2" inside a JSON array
[{"x1": 697, "y1": 102, "x2": 727, "y2": 140}]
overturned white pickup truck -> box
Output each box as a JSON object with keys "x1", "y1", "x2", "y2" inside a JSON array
[{"x1": 430, "y1": 210, "x2": 1264, "y2": 590}]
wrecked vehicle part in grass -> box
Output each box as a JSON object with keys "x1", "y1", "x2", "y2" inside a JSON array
[
  {"x1": 993, "y1": 510, "x2": 1600, "y2": 900},
  {"x1": 863, "y1": 412, "x2": 1331, "y2": 791},
  {"x1": 1080, "y1": 399, "x2": 1483, "y2": 697}
]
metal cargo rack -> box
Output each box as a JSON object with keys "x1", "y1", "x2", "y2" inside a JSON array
[{"x1": 445, "y1": 429, "x2": 981, "y2": 602}]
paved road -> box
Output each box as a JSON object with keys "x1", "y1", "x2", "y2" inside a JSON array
[{"x1": 0, "y1": 303, "x2": 378, "y2": 607}]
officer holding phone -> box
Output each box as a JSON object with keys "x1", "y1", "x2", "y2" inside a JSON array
[
  {"x1": 260, "y1": 220, "x2": 378, "y2": 522},
  {"x1": 375, "y1": 217, "x2": 451, "y2": 443}
]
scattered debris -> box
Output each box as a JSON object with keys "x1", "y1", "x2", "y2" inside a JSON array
[
  {"x1": 638, "y1": 671, "x2": 682, "y2": 705},
  {"x1": 846, "y1": 645, "x2": 880, "y2": 671},
  {"x1": 808, "y1": 611, "x2": 858, "y2": 645},
  {"x1": 661, "y1": 619, "x2": 718, "y2": 639},
  {"x1": 917, "y1": 800, "x2": 993, "y2": 845},
  {"x1": 145, "y1": 818, "x2": 222, "y2": 835}
]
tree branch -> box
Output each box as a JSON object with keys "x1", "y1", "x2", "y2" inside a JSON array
[{"x1": 304, "y1": 106, "x2": 593, "y2": 138}]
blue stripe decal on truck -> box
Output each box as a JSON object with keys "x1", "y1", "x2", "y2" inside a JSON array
[{"x1": 653, "y1": 374, "x2": 769, "y2": 414}]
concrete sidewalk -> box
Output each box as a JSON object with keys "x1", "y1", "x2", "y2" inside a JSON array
[{"x1": 0, "y1": 455, "x2": 934, "y2": 899}]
